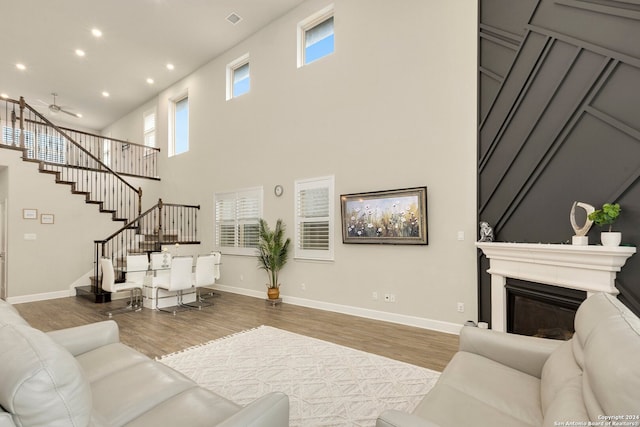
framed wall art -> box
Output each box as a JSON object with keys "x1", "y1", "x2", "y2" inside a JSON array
[
  {"x1": 23, "y1": 209, "x2": 37, "y2": 220},
  {"x1": 341, "y1": 186, "x2": 428, "y2": 245},
  {"x1": 41, "y1": 214, "x2": 55, "y2": 224}
]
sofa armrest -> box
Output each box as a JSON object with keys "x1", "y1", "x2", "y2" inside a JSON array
[
  {"x1": 458, "y1": 326, "x2": 562, "y2": 378},
  {"x1": 216, "y1": 392, "x2": 289, "y2": 427},
  {"x1": 376, "y1": 410, "x2": 441, "y2": 427},
  {"x1": 46, "y1": 320, "x2": 120, "y2": 356}
]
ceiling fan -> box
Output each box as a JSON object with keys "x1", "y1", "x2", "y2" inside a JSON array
[{"x1": 38, "y1": 93, "x2": 82, "y2": 118}]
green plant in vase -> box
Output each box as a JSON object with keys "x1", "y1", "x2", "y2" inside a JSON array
[
  {"x1": 257, "y1": 218, "x2": 291, "y2": 299},
  {"x1": 588, "y1": 203, "x2": 621, "y2": 246}
]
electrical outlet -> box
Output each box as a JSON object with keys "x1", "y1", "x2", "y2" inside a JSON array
[
  {"x1": 384, "y1": 294, "x2": 391, "y2": 302},
  {"x1": 372, "y1": 291, "x2": 378, "y2": 300},
  {"x1": 457, "y1": 302, "x2": 465, "y2": 313},
  {"x1": 389, "y1": 294, "x2": 396, "y2": 303},
  {"x1": 301, "y1": 283, "x2": 306, "y2": 291},
  {"x1": 240, "y1": 274, "x2": 244, "y2": 281}
]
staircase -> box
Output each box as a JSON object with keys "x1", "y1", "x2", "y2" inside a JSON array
[{"x1": 0, "y1": 97, "x2": 201, "y2": 302}]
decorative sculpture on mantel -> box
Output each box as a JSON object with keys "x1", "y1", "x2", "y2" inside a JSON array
[
  {"x1": 570, "y1": 201, "x2": 595, "y2": 245},
  {"x1": 478, "y1": 221, "x2": 494, "y2": 242}
]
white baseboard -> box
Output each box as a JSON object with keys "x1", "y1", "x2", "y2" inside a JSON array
[
  {"x1": 213, "y1": 284, "x2": 462, "y2": 335},
  {"x1": 7, "y1": 289, "x2": 75, "y2": 304}
]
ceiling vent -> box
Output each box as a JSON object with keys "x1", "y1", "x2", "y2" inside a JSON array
[{"x1": 226, "y1": 13, "x2": 242, "y2": 25}]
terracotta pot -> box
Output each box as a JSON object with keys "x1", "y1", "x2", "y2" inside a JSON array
[{"x1": 267, "y1": 287, "x2": 280, "y2": 300}]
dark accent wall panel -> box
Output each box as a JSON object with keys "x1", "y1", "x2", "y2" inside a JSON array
[
  {"x1": 478, "y1": 0, "x2": 538, "y2": 122},
  {"x1": 478, "y1": 0, "x2": 640, "y2": 322}
]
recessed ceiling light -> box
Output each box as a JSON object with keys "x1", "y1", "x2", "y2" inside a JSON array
[
  {"x1": 146, "y1": 78, "x2": 155, "y2": 84},
  {"x1": 75, "y1": 113, "x2": 83, "y2": 118},
  {"x1": 16, "y1": 63, "x2": 26, "y2": 71},
  {"x1": 166, "y1": 63, "x2": 175, "y2": 71},
  {"x1": 226, "y1": 12, "x2": 242, "y2": 25},
  {"x1": 102, "y1": 91, "x2": 110, "y2": 97},
  {"x1": 0, "y1": 93, "x2": 8, "y2": 99},
  {"x1": 75, "y1": 49, "x2": 86, "y2": 57},
  {"x1": 91, "y1": 28, "x2": 103, "y2": 38}
]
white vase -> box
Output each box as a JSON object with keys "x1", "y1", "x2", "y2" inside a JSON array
[{"x1": 601, "y1": 232, "x2": 621, "y2": 247}]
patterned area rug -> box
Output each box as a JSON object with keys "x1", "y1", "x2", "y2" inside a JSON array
[{"x1": 158, "y1": 326, "x2": 440, "y2": 426}]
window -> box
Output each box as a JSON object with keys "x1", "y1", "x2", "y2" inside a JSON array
[
  {"x1": 143, "y1": 109, "x2": 156, "y2": 147},
  {"x1": 214, "y1": 187, "x2": 263, "y2": 256},
  {"x1": 37, "y1": 133, "x2": 66, "y2": 164},
  {"x1": 2, "y1": 126, "x2": 34, "y2": 151},
  {"x1": 3, "y1": 126, "x2": 64, "y2": 163},
  {"x1": 169, "y1": 94, "x2": 189, "y2": 156},
  {"x1": 298, "y1": 5, "x2": 335, "y2": 67},
  {"x1": 102, "y1": 138, "x2": 112, "y2": 167},
  {"x1": 294, "y1": 176, "x2": 334, "y2": 260},
  {"x1": 226, "y1": 54, "x2": 250, "y2": 100}
]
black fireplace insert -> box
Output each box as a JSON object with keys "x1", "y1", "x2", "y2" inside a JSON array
[{"x1": 506, "y1": 279, "x2": 586, "y2": 340}]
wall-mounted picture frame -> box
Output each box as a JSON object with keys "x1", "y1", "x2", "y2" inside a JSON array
[
  {"x1": 41, "y1": 214, "x2": 55, "y2": 224},
  {"x1": 23, "y1": 208, "x2": 38, "y2": 220},
  {"x1": 341, "y1": 186, "x2": 428, "y2": 245}
]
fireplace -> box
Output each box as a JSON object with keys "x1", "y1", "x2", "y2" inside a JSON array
[
  {"x1": 476, "y1": 242, "x2": 635, "y2": 332},
  {"x1": 506, "y1": 279, "x2": 585, "y2": 340}
]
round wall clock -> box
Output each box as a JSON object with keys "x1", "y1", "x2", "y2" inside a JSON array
[{"x1": 274, "y1": 185, "x2": 284, "y2": 197}]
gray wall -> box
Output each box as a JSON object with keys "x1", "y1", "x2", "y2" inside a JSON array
[{"x1": 478, "y1": 0, "x2": 640, "y2": 319}]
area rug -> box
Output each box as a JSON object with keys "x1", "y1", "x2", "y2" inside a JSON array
[{"x1": 158, "y1": 325, "x2": 440, "y2": 426}]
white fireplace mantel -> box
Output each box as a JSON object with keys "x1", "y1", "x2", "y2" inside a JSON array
[{"x1": 476, "y1": 242, "x2": 636, "y2": 331}]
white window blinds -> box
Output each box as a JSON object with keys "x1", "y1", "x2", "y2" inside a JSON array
[
  {"x1": 295, "y1": 176, "x2": 334, "y2": 260},
  {"x1": 143, "y1": 110, "x2": 156, "y2": 147},
  {"x1": 215, "y1": 187, "x2": 263, "y2": 255},
  {"x1": 3, "y1": 126, "x2": 64, "y2": 163}
]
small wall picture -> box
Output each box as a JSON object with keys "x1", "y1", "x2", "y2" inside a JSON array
[
  {"x1": 23, "y1": 209, "x2": 37, "y2": 220},
  {"x1": 40, "y1": 214, "x2": 55, "y2": 224},
  {"x1": 341, "y1": 186, "x2": 428, "y2": 245}
]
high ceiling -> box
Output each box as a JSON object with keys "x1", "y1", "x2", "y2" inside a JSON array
[{"x1": 0, "y1": 0, "x2": 306, "y2": 130}]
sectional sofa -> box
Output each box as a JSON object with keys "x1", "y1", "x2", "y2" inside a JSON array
[
  {"x1": 377, "y1": 292, "x2": 640, "y2": 426},
  {"x1": 0, "y1": 299, "x2": 289, "y2": 426}
]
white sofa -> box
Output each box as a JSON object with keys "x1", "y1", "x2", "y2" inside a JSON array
[
  {"x1": 377, "y1": 292, "x2": 640, "y2": 427},
  {"x1": 0, "y1": 299, "x2": 289, "y2": 426}
]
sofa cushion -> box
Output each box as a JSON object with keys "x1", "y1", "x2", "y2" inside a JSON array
[
  {"x1": 413, "y1": 351, "x2": 542, "y2": 427},
  {"x1": 540, "y1": 340, "x2": 582, "y2": 412},
  {"x1": 75, "y1": 342, "x2": 240, "y2": 426},
  {"x1": 124, "y1": 387, "x2": 240, "y2": 427},
  {"x1": 572, "y1": 293, "x2": 624, "y2": 369},
  {"x1": 0, "y1": 323, "x2": 92, "y2": 426},
  {"x1": 542, "y1": 376, "x2": 589, "y2": 427},
  {"x1": 581, "y1": 295, "x2": 640, "y2": 419},
  {"x1": 75, "y1": 342, "x2": 150, "y2": 383}
]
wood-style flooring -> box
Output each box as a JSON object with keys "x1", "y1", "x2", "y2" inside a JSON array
[{"x1": 14, "y1": 291, "x2": 459, "y2": 372}]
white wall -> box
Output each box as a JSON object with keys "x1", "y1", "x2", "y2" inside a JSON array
[
  {"x1": 106, "y1": 0, "x2": 479, "y2": 330},
  {"x1": 0, "y1": 148, "x2": 162, "y2": 301}
]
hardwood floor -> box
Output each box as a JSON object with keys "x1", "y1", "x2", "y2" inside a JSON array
[{"x1": 14, "y1": 291, "x2": 459, "y2": 372}]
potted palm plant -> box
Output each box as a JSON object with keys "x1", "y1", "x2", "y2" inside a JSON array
[
  {"x1": 257, "y1": 218, "x2": 291, "y2": 299},
  {"x1": 588, "y1": 203, "x2": 622, "y2": 246}
]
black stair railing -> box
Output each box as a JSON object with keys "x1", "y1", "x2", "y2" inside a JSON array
[
  {"x1": 0, "y1": 97, "x2": 143, "y2": 221},
  {"x1": 94, "y1": 199, "x2": 200, "y2": 290}
]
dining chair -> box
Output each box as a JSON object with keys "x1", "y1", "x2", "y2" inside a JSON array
[
  {"x1": 100, "y1": 257, "x2": 143, "y2": 318},
  {"x1": 125, "y1": 254, "x2": 149, "y2": 284},
  {"x1": 185, "y1": 252, "x2": 221, "y2": 308},
  {"x1": 153, "y1": 255, "x2": 194, "y2": 315}
]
